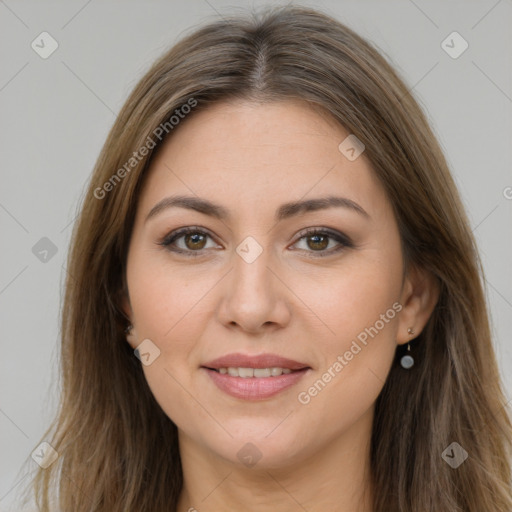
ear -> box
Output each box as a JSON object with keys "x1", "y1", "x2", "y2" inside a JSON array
[{"x1": 396, "y1": 264, "x2": 440, "y2": 345}]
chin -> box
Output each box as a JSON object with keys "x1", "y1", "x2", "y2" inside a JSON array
[{"x1": 198, "y1": 423, "x2": 313, "y2": 470}]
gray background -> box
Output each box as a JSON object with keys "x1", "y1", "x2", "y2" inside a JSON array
[{"x1": 1, "y1": 0, "x2": 511, "y2": 509}]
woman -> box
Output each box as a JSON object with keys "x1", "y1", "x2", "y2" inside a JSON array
[{"x1": 27, "y1": 5, "x2": 512, "y2": 511}]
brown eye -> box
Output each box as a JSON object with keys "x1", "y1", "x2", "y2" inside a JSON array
[
  {"x1": 160, "y1": 227, "x2": 218, "y2": 256},
  {"x1": 183, "y1": 232, "x2": 207, "y2": 250},
  {"x1": 292, "y1": 228, "x2": 353, "y2": 257},
  {"x1": 306, "y1": 233, "x2": 329, "y2": 251}
]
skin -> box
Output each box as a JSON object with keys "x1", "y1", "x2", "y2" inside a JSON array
[{"x1": 122, "y1": 99, "x2": 439, "y2": 512}]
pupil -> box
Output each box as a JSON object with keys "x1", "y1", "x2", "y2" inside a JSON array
[
  {"x1": 187, "y1": 233, "x2": 205, "y2": 249},
  {"x1": 309, "y1": 234, "x2": 328, "y2": 250}
]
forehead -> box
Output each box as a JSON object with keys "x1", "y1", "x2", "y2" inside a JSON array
[{"x1": 136, "y1": 100, "x2": 390, "y2": 224}]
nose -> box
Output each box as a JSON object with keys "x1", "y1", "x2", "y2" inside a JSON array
[{"x1": 216, "y1": 240, "x2": 291, "y2": 334}]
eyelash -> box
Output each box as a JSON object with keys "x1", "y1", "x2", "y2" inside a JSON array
[{"x1": 158, "y1": 226, "x2": 354, "y2": 258}]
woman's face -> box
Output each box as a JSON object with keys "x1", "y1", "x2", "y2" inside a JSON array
[{"x1": 124, "y1": 99, "x2": 411, "y2": 468}]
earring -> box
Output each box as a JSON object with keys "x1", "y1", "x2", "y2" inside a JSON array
[
  {"x1": 400, "y1": 343, "x2": 414, "y2": 369},
  {"x1": 125, "y1": 324, "x2": 133, "y2": 335},
  {"x1": 400, "y1": 327, "x2": 415, "y2": 369}
]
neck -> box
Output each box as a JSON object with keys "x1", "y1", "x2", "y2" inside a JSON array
[{"x1": 176, "y1": 409, "x2": 374, "y2": 512}]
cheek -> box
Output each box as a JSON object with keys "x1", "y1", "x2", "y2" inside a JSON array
[
  {"x1": 126, "y1": 254, "x2": 207, "y2": 423},
  {"x1": 293, "y1": 250, "x2": 401, "y2": 402},
  {"x1": 292, "y1": 249, "x2": 401, "y2": 350},
  {"x1": 126, "y1": 251, "x2": 221, "y2": 402},
  {"x1": 140, "y1": 360, "x2": 208, "y2": 440},
  {"x1": 127, "y1": 248, "x2": 210, "y2": 342},
  {"x1": 127, "y1": 260, "x2": 211, "y2": 431},
  {"x1": 299, "y1": 325, "x2": 396, "y2": 443}
]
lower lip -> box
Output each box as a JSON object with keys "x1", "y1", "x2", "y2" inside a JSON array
[{"x1": 203, "y1": 368, "x2": 309, "y2": 400}]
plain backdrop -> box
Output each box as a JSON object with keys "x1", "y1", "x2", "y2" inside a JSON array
[{"x1": 1, "y1": 0, "x2": 511, "y2": 509}]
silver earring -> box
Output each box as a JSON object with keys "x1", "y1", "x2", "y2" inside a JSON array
[
  {"x1": 400, "y1": 343, "x2": 414, "y2": 369},
  {"x1": 125, "y1": 324, "x2": 133, "y2": 335},
  {"x1": 400, "y1": 327, "x2": 415, "y2": 369}
]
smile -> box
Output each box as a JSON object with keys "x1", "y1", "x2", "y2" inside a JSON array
[
  {"x1": 201, "y1": 353, "x2": 311, "y2": 400},
  {"x1": 214, "y1": 367, "x2": 293, "y2": 377}
]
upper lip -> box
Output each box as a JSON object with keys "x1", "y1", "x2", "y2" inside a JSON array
[{"x1": 202, "y1": 353, "x2": 310, "y2": 371}]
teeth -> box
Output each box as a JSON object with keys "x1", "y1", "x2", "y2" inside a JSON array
[
  {"x1": 218, "y1": 367, "x2": 295, "y2": 377},
  {"x1": 238, "y1": 367, "x2": 254, "y2": 378},
  {"x1": 254, "y1": 368, "x2": 271, "y2": 378}
]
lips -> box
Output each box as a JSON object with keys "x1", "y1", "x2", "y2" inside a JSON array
[
  {"x1": 201, "y1": 352, "x2": 311, "y2": 400},
  {"x1": 203, "y1": 353, "x2": 310, "y2": 371}
]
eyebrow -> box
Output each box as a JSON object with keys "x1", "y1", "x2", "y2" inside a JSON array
[{"x1": 145, "y1": 194, "x2": 370, "y2": 224}]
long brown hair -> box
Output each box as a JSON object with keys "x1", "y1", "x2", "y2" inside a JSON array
[{"x1": 26, "y1": 5, "x2": 512, "y2": 511}]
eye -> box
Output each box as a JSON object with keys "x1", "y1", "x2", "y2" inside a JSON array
[
  {"x1": 159, "y1": 226, "x2": 219, "y2": 256},
  {"x1": 291, "y1": 228, "x2": 353, "y2": 257}
]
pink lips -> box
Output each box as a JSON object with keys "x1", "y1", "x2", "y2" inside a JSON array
[{"x1": 202, "y1": 353, "x2": 311, "y2": 400}]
